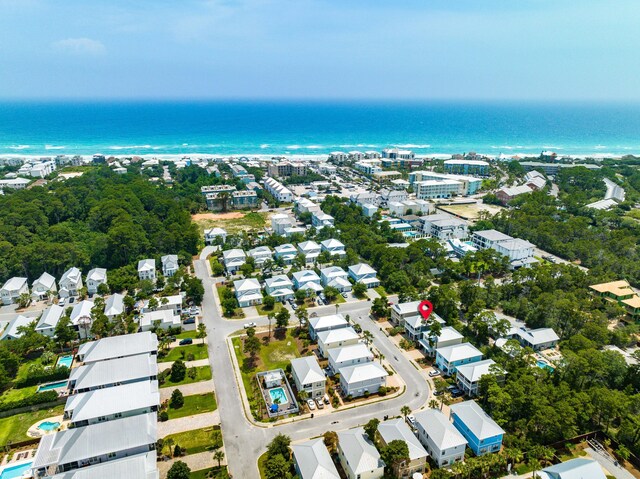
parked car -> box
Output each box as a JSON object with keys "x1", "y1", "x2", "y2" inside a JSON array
[
  {"x1": 307, "y1": 399, "x2": 316, "y2": 410},
  {"x1": 183, "y1": 318, "x2": 195, "y2": 325},
  {"x1": 323, "y1": 394, "x2": 330, "y2": 404},
  {"x1": 429, "y1": 369, "x2": 441, "y2": 377},
  {"x1": 433, "y1": 390, "x2": 444, "y2": 396},
  {"x1": 341, "y1": 292, "x2": 348, "y2": 298},
  {"x1": 406, "y1": 415, "x2": 416, "y2": 427},
  {"x1": 68, "y1": 297, "x2": 75, "y2": 304},
  {"x1": 189, "y1": 307, "x2": 200, "y2": 316},
  {"x1": 58, "y1": 298, "x2": 66, "y2": 306},
  {"x1": 179, "y1": 338, "x2": 193, "y2": 345},
  {"x1": 291, "y1": 303, "x2": 298, "y2": 310},
  {"x1": 244, "y1": 322, "x2": 257, "y2": 328},
  {"x1": 315, "y1": 398, "x2": 324, "y2": 409},
  {"x1": 310, "y1": 312, "x2": 318, "y2": 318}
]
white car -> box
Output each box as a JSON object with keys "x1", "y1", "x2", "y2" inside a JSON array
[
  {"x1": 406, "y1": 415, "x2": 416, "y2": 427},
  {"x1": 306, "y1": 399, "x2": 316, "y2": 410},
  {"x1": 429, "y1": 369, "x2": 441, "y2": 377},
  {"x1": 243, "y1": 322, "x2": 257, "y2": 329}
]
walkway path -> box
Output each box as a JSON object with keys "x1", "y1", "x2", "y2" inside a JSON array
[
  {"x1": 585, "y1": 447, "x2": 635, "y2": 479},
  {"x1": 158, "y1": 448, "x2": 226, "y2": 478},
  {"x1": 158, "y1": 411, "x2": 220, "y2": 437},
  {"x1": 157, "y1": 358, "x2": 209, "y2": 373},
  {"x1": 160, "y1": 379, "x2": 215, "y2": 401}
]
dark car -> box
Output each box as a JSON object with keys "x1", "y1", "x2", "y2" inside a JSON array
[
  {"x1": 179, "y1": 338, "x2": 193, "y2": 345},
  {"x1": 183, "y1": 318, "x2": 196, "y2": 325},
  {"x1": 433, "y1": 390, "x2": 445, "y2": 396},
  {"x1": 450, "y1": 388, "x2": 464, "y2": 398}
]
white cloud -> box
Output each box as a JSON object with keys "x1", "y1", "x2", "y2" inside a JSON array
[{"x1": 52, "y1": 37, "x2": 106, "y2": 55}]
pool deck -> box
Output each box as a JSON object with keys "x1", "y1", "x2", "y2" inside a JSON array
[{"x1": 26, "y1": 415, "x2": 65, "y2": 438}]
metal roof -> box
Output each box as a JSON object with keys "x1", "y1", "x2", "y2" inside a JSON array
[
  {"x1": 337, "y1": 428, "x2": 384, "y2": 475},
  {"x1": 291, "y1": 356, "x2": 325, "y2": 385},
  {"x1": 69, "y1": 354, "x2": 157, "y2": 391},
  {"x1": 450, "y1": 401, "x2": 505, "y2": 440},
  {"x1": 378, "y1": 418, "x2": 428, "y2": 462},
  {"x1": 414, "y1": 409, "x2": 467, "y2": 450},
  {"x1": 292, "y1": 438, "x2": 340, "y2": 479},
  {"x1": 78, "y1": 332, "x2": 158, "y2": 363},
  {"x1": 49, "y1": 451, "x2": 158, "y2": 479}
]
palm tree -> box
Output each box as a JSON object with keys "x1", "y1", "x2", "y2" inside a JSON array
[
  {"x1": 379, "y1": 353, "x2": 385, "y2": 364},
  {"x1": 213, "y1": 449, "x2": 225, "y2": 468},
  {"x1": 428, "y1": 399, "x2": 440, "y2": 410},
  {"x1": 528, "y1": 459, "x2": 541, "y2": 478},
  {"x1": 362, "y1": 330, "x2": 374, "y2": 346},
  {"x1": 267, "y1": 313, "x2": 274, "y2": 339}
]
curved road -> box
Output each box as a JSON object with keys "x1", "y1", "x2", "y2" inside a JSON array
[{"x1": 193, "y1": 258, "x2": 430, "y2": 478}]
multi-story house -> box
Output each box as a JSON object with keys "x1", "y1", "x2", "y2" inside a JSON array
[
  {"x1": 59, "y1": 267, "x2": 83, "y2": 298},
  {"x1": 264, "y1": 275, "x2": 295, "y2": 302},
  {"x1": 327, "y1": 344, "x2": 373, "y2": 374},
  {"x1": 86, "y1": 268, "x2": 107, "y2": 295},
  {"x1": 31, "y1": 272, "x2": 57, "y2": 301},
  {"x1": 290, "y1": 356, "x2": 326, "y2": 399},
  {"x1": 348, "y1": 263, "x2": 380, "y2": 288},
  {"x1": 161, "y1": 255, "x2": 179, "y2": 277},
  {"x1": 320, "y1": 266, "x2": 351, "y2": 292},
  {"x1": 297, "y1": 241, "x2": 321, "y2": 263},
  {"x1": 137, "y1": 259, "x2": 156, "y2": 282},
  {"x1": 0, "y1": 277, "x2": 29, "y2": 305},
  {"x1": 222, "y1": 249, "x2": 246, "y2": 274},
  {"x1": 339, "y1": 362, "x2": 388, "y2": 397},
  {"x1": 320, "y1": 238, "x2": 346, "y2": 257},
  {"x1": 435, "y1": 343, "x2": 483, "y2": 376},
  {"x1": 414, "y1": 409, "x2": 467, "y2": 467},
  {"x1": 378, "y1": 419, "x2": 428, "y2": 478},
  {"x1": 233, "y1": 278, "x2": 263, "y2": 307},
  {"x1": 450, "y1": 401, "x2": 505, "y2": 456}
]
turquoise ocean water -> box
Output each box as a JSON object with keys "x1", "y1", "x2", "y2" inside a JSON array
[{"x1": 1, "y1": 101, "x2": 640, "y2": 157}]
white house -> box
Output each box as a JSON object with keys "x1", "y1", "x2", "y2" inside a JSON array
[
  {"x1": 35, "y1": 304, "x2": 65, "y2": 337},
  {"x1": 311, "y1": 212, "x2": 334, "y2": 229},
  {"x1": 104, "y1": 293, "x2": 125, "y2": 319},
  {"x1": 317, "y1": 327, "x2": 360, "y2": 357},
  {"x1": 308, "y1": 313, "x2": 348, "y2": 340},
  {"x1": 222, "y1": 249, "x2": 246, "y2": 274},
  {"x1": 538, "y1": 458, "x2": 607, "y2": 479},
  {"x1": 248, "y1": 246, "x2": 273, "y2": 268},
  {"x1": 320, "y1": 238, "x2": 346, "y2": 257},
  {"x1": 263, "y1": 177, "x2": 294, "y2": 202},
  {"x1": 138, "y1": 310, "x2": 181, "y2": 332},
  {"x1": 378, "y1": 419, "x2": 428, "y2": 478},
  {"x1": 418, "y1": 326, "x2": 464, "y2": 356},
  {"x1": 271, "y1": 213, "x2": 295, "y2": 235},
  {"x1": 348, "y1": 263, "x2": 380, "y2": 288},
  {"x1": 59, "y1": 267, "x2": 83, "y2": 298},
  {"x1": 337, "y1": 428, "x2": 385, "y2": 479},
  {"x1": 0, "y1": 277, "x2": 29, "y2": 305},
  {"x1": 86, "y1": 268, "x2": 107, "y2": 295},
  {"x1": 292, "y1": 438, "x2": 340, "y2": 479},
  {"x1": 414, "y1": 409, "x2": 467, "y2": 467},
  {"x1": 77, "y1": 332, "x2": 158, "y2": 364},
  {"x1": 161, "y1": 255, "x2": 179, "y2": 277},
  {"x1": 339, "y1": 362, "x2": 388, "y2": 398},
  {"x1": 31, "y1": 272, "x2": 57, "y2": 301},
  {"x1": 328, "y1": 343, "x2": 373, "y2": 374},
  {"x1": 264, "y1": 275, "x2": 295, "y2": 302},
  {"x1": 69, "y1": 354, "x2": 158, "y2": 393},
  {"x1": 320, "y1": 266, "x2": 351, "y2": 292},
  {"x1": 419, "y1": 214, "x2": 468, "y2": 240},
  {"x1": 204, "y1": 227, "x2": 227, "y2": 245},
  {"x1": 290, "y1": 355, "x2": 326, "y2": 399},
  {"x1": 515, "y1": 327, "x2": 560, "y2": 351},
  {"x1": 137, "y1": 259, "x2": 156, "y2": 281},
  {"x1": 292, "y1": 270, "x2": 323, "y2": 292},
  {"x1": 274, "y1": 244, "x2": 298, "y2": 264},
  {"x1": 233, "y1": 278, "x2": 263, "y2": 307},
  {"x1": 297, "y1": 241, "x2": 321, "y2": 263},
  {"x1": 456, "y1": 359, "x2": 499, "y2": 397},
  {"x1": 0, "y1": 315, "x2": 33, "y2": 340},
  {"x1": 70, "y1": 300, "x2": 95, "y2": 339}
]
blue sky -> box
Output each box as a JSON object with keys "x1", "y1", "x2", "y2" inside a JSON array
[{"x1": 0, "y1": 0, "x2": 638, "y2": 100}]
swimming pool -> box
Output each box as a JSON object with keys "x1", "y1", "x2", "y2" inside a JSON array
[
  {"x1": 56, "y1": 355, "x2": 73, "y2": 369},
  {"x1": 268, "y1": 387, "x2": 289, "y2": 405},
  {"x1": 536, "y1": 360, "x2": 555, "y2": 372},
  {"x1": 37, "y1": 380, "x2": 68, "y2": 392},
  {"x1": 0, "y1": 462, "x2": 32, "y2": 479},
  {"x1": 37, "y1": 421, "x2": 60, "y2": 432}
]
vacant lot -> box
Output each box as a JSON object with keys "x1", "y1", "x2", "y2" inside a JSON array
[
  {"x1": 437, "y1": 202, "x2": 504, "y2": 221},
  {"x1": 192, "y1": 211, "x2": 270, "y2": 234}
]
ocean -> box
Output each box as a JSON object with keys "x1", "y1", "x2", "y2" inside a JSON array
[{"x1": 1, "y1": 100, "x2": 640, "y2": 157}]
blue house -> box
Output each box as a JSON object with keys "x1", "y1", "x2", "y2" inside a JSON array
[
  {"x1": 450, "y1": 401, "x2": 505, "y2": 456},
  {"x1": 434, "y1": 342, "x2": 483, "y2": 375}
]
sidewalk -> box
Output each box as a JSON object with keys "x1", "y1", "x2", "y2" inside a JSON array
[
  {"x1": 160, "y1": 379, "x2": 215, "y2": 401},
  {"x1": 158, "y1": 448, "x2": 226, "y2": 478},
  {"x1": 158, "y1": 358, "x2": 210, "y2": 372},
  {"x1": 158, "y1": 410, "x2": 220, "y2": 437}
]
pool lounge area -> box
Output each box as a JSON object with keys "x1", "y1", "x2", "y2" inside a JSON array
[
  {"x1": 256, "y1": 369, "x2": 299, "y2": 418},
  {"x1": 36, "y1": 380, "x2": 68, "y2": 393},
  {"x1": 56, "y1": 355, "x2": 73, "y2": 369},
  {"x1": 0, "y1": 461, "x2": 32, "y2": 479}
]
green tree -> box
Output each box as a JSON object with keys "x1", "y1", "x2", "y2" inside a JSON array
[
  {"x1": 380, "y1": 439, "x2": 410, "y2": 478},
  {"x1": 244, "y1": 335, "x2": 261, "y2": 359},
  {"x1": 213, "y1": 449, "x2": 225, "y2": 468},
  {"x1": 267, "y1": 434, "x2": 291, "y2": 459},
  {"x1": 263, "y1": 295, "x2": 276, "y2": 310},
  {"x1": 323, "y1": 431, "x2": 339, "y2": 454},
  {"x1": 400, "y1": 405, "x2": 411, "y2": 419},
  {"x1": 196, "y1": 323, "x2": 207, "y2": 344},
  {"x1": 170, "y1": 360, "x2": 187, "y2": 383},
  {"x1": 323, "y1": 286, "x2": 339, "y2": 302},
  {"x1": 275, "y1": 308, "x2": 290, "y2": 329},
  {"x1": 263, "y1": 454, "x2": 291, "y2": 479},
  {"x1": 353, "y1": 282, "x2": 367, "y2": 298},
  {"x1": 167, "y1": 460, "x2": 191, "y2": 479},
  {"x1": 170, "y1": 388, "x2": 184, "y2": 409},
  {"x1": 54, "y1": 315, "x2": 77, "y2": 347},
  {"x1": 364, "y1": 418, "x2": 380, "y2": 441}
]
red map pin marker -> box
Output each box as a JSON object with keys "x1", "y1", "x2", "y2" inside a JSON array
[{"x1": 418, "y1": 300, "x2": 433, "y2": 321}]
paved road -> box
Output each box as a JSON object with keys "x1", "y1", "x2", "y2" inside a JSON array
[{"x1": 192, "y1": 259, "x2": 430, "y2": 479}]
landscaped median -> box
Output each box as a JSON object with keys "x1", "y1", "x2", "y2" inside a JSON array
[
  {"x1": 159, "y1": 425, "x2": 223, "y2": 456},
  {"x1": 162, "y1": 392, "x2": 217, "y2": 420}
]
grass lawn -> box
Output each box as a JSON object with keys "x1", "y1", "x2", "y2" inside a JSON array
[
  {"x1": 0, "y1": 386, "x2": 37, "y2": 405},
  {"x1": 16, "y1": 357, "x2": 44, "y2": 381},
  {"x1": 191, "y1": 467, "x2": 229, "y2": 479},
  {"x1": 255, "y1": 302, "x2": 285, "y2": 316},
  {"x1": 257, "y1": 452, "x2": 269, "y2": 479},
  {"x1": 161, "y1": 344, "x2": 209, "y2": 362},
  {"x1": 163, "y1": 426, "x2": 223, "y2": 455},
  {"x1": 374, "y1": 286, "x2": 387, "y2": 297},
  {"x1": 194, "y1": 211, "x2": 268, "y2": 235},
  {"x1": 177, "y1": 330, "x2": 198, "y2": 339},
  {"x1": 216, "y1": 286, "x2": 245, "y2": 319},
  {"x1": 161, "y1": 366, "x2": 212, "y2": 389},
  {"x1": 0, "y1": 405, "x2": 64, "y2": 446},
  {"x1": 167, "y1": 393, "x2": 217, "y2": 420}
]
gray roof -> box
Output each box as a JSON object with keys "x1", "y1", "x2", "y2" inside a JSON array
[
  {"x1": 339, "y1": 361, "x2": 388, "y2": 384},
  {"x1": 1, "y1": 276, "x2": 27, "y2": 292},
  {"x1": 337, "y1": 427, "x2": 384, "y2": 475},
  {"x1": 32, "y1": 413, "x2": 157, "y2": 470},
  {"x1": 0, "y1": 315, "x2": 33, "y2": 340},
  {"x1": 60, "y1": 267, "x2": 81, "y2": 284},
  {"x1": 317, "y1": 327, "x2": 359, "y2": 345},
  {"x1": 327, "y1": 344, "x2": 373, "y2": 364},
  {"x1": 517, "y1": 327, "x2": 560, "y2": 345},
  {"x1": 65, "y1": 380, "x2": 159, "y2": 424},
  {"x1": 348, "y1": 263, "x2": 376, "y2": 276},
  {"x1": 78, "y1": 332, "x2": 158, "y2": 363},
  {"x1": 33, "y1": 272, "x2": 56, "y2": 289},
  {"x1": 473, "y1": 229, "x2": 512, "y2": 242},
  {"x1": 450, "y1": 401, "x2": 505, "y2": 440},
  {"x1": 137, "y1": 259, "x2": 155, "y2": 272},
  {"x1": 104, "y1": 293, "x2": 125, "y2": 317},
  {"x1": 86, "y1": 268, "x2": 107, "y2": 282},
  {"x1": 36, "y1": 305, "x2": 65, "y2": 331},
  {"x1": 378, "y1": 418, "x2": 428, "y2": 462},
  {"x1": 436, "y1": 342, "x2": 482, "y2": 362},
  {"x1": 308, "y1": 314, "x2": 347, "y2": 331},
  {"x1": 292, "y1": 438, "x2": 340, "y2": 479},
  {"x1": 455, "y1": 359, "x2": 498, "y2": 383},
  {"x1": 291, "y1": 356, "x2": 325, "y2": 385},
  {"x1": 538, "y1": 458, "x2": 606, "y2": 479},
  {"x1": 69, "y1": 354, "x2": 157, "y2": 392},
  {"x1": 49, "y1": 452, "x2": 158, "y2": 479},
  {"x1": 69, "y1": 300, "x2": 94, "y2": 326},
  {"x1": 414, "y1": 409, "x2": 467, "y2": 450}
]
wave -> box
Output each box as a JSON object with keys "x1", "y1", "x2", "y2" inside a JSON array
[
  {"x1": 542, "y1": 146, "x2": 563, "y2": 150},
  {"x1": 9, "y1": 145, "x2": 30, "y2": 150},
  {"x1": 595, "y1": 145, "x2": 607, "y2": 150},
  {"x1": 108, "y1": 145, "x2": 153, "y2": 150},
  {"x1": 45, "y1": 145, "x2": 65, "y2": 150},
  {"x1": 338, "y1": 144, "x2": 379, "y2": 149},
  {"x1": 286, "y1": 145, "x2": 301, "y2": 150},
  {"x1": 304, "y1": 145, "x2": 324, "y2": 150},
  {"x1": 260, "y1": 144, "x2": 270, "y2": 149},
  {"x1": 393, "y1": 144, "x2": 431, "y2": 149}
]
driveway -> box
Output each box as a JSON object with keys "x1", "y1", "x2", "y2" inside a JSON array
[
  {"x1": 158, "y1": 410, "x2": 220, "y2": 437},
  {"x1": 160, "y1": 379, "x2": 215, "y2": 401}
]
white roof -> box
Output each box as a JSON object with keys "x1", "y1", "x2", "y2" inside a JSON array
[
  {"x1": 328, "y1": 277, "x2": 351, "y2": 289},
  {"x1": 275, "y1": 243, "x2": 297, "y2": 254},
  {"x1": 298, "y1": 282, "x2": 324, "y2": 292},
  {"x1": 248, "y1": 246, "x2": 273, "y2": 257},
  {"x1": 65, "y1": 381, "x2": 159, "y2": 423},
  {"x1": 1, "y1": 276, "x2": 27, "y2": 292},
  {"x1": 327, "y1": 344, "x2": 373, "y2": 364},
  {"x1": 36, "y1": 305, "x2": 65, "y2": 331},
  {"x1": 292, "y1": 438, "x2": 340, "y2": 479},
  {"x1": 70, "y1": 300, "x2": 94, "y2": 325},
  {"x1": 340, "y1": 361, "x2": 388, "y2": 384},
  {"x1": 517, "y1": 328, "x2": 559, "y2": 345},
  {"x1": 139, "y1": 310, "x2": 180, "y2": 328},
  {"x1": 538, "y1": 458, "x2": 606, "y2": 479},
  {"x1": 392, "y1": 300, "x2": 422, "y2": 315},
  {"x1": 78, "y1": 332, "x2": 158, "y2": 363},
  {"x1": 0, "y1": 315, "x2": 33, "y2": 340},
  {"x1": 378, "y1": 419, "x2": 428, "y2": 462},
  {"x1": 317, "y1": 327, "x2": 359, "y2": 345},
  {"x1": 104, "y1": 293, "x2": 125, "y2": 317},
  {"x1": 473, "y1": 229, "x2": 512, "y2": 242},
  {"x1": 308, "y1": 314, "x2": 347, "y2": 331},
  {"x1": 137, "y1": 259, "x2": 155, "y2": 272},
  {"x1": 435, "y1": 326, "x2": 464, "y2": 343},
  {"x1": 33, "y1": 272, "x2": 56, "y2": 289},
  {"x1": 234, "y1": 278, "x2": 261, "y2": 292},
  {"x1": 49, "y1": 452, "x2": 159, "y2": 479},
  {"x1": 223, "y1": 249, "x2": 246, "y2": 260},
  {"x1": 298, "y1": 240, "x2": 321, "y2": 252},
  {"x1": 320, "y1": 266, "x2": 347, "y2": 278},
  {"x1": 204, "y1": 227, "x2": 227, "y2": 236},
  {"x1": 495, "y1": 238, "x2": 535, "y2": 251},
  {"x1": 338, "y1": 428, "x2": 384, "y2": 475},
  {"x1": 348, "y1": 263, "x2": 376, "y2": 276},
  {"x1": 161, "y1": 254, "x2": 178, "y2": 266},
  {"x1": 87, "y1": 268, "x2": 107, "y2": 282},
  {"x1": 292, "y1": 270, "x2": 321, "y2": 283},
  {"x1": 414, "y1": 409, "x2": 467, "y2": 450},
  {"x1": 69, "y1": 354, "x2": 157, "y2": 392},
  {"x1": 436, "y1": 342, "x2": 482, "y2": 362},
  {"x1": 456, "y1": 359, "x2": 497, "y2": 383},
  {"x1": 291, "y1": 356, "x2": 325, "y2": 384},
  {"x1": 32, "y1": 413, "x2": 157, "y2": 470},
  {"x1": 320, "y1": 238, "x2": 344, "y2": 249},
  {"x1": 450, "y1": 400, "x2": 505, "y2": 440},
  {"x1": 500, "y1": 185, "x2": 533, "y2": 196},
  {"x1": 60, "y1": 267, "x2": 81, "y2": 284},
  {"x1": 265, "y1": 275, "x2": 293, "y2": 289}
]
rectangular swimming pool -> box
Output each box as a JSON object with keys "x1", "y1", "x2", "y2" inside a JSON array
[
  {"x1": 37, "y1": 380, "x2": 68, "y2": 392},
  {"x1": 0, "y1": 462, "x2": 33, "y2": 479},
  {"x1": 56, "y1": 355, "x2": 73, "y2": 369},
  {"x1": 536, "y1": 360, "x2": 555, "y2": 372},
  {"x1": 268, "y1": 387, "x2": 289, "y2": 405}
]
